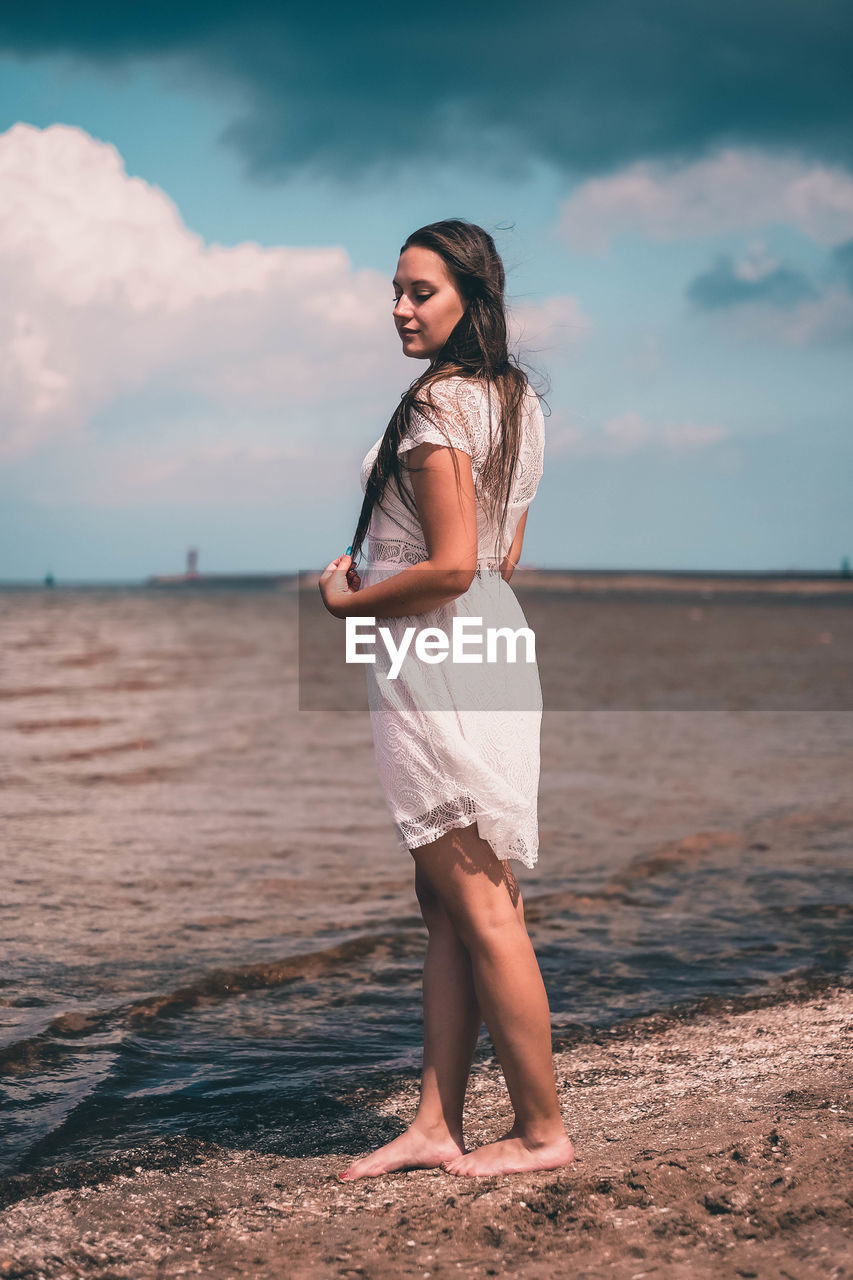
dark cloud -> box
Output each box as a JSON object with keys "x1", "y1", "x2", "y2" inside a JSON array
[
  {"x1": 828, "y1": 239, "x2": 853, "y2": 291},
  {"x1": 1, "y1": 1, "x2": 852, "y2": 182},
  {"x1": 686, "y1": 255, "x2": 819, "y2": 310}
]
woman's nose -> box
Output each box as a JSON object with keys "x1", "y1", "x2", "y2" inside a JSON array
[{"x1": 393, "y1": 297, "x2": 412, "y2": 319}]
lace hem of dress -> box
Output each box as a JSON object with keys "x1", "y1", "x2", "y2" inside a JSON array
[{"x1": 395, "y1": 793, "x2": 538, "y2": 868}]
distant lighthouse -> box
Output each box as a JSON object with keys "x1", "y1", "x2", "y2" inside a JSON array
[{"x1": 186, "y1": 548, "x2": 199, "y2": 580}]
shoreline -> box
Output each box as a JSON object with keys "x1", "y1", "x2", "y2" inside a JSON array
[
  {"x1": 3, "y1": 569, "x2": 853, "y2": 598},
  {"x1": 513, "y1": 570, "x2": 853, "y2": 598},
  {"x1": 2, "y1": 978, "x2": 850, "y2": 1279}
]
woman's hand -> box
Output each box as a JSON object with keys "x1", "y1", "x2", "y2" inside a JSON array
[{"x1": 318, "y1": 553, "x2": 361, "y2": 619}]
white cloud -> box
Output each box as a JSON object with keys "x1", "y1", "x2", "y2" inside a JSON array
[
  {"x1": 27, "y1": 430, "x2": 348, "y2": 508},
  {"x1": 546, "y1": 409, "x2": 729, "y2": 457},
  {"x1": 0, "y1": 122, "x2": 585, "y2": 504},
  {"x1": 732, "y1": 240, "x2": 781, "y2": 284},
  {"x1": 508, "y1": 295, "x2": 592, "y2": 353},
  {"x1": 0, "y1": 122, "x2": 400, "y2": 466},
  {"x1": 558, "y1": 148, "x2": 853, "y2": 252}
]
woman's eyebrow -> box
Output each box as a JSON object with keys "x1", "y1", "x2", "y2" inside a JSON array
[{"x1": 392, "y1": 278, "x2": 436, "y2": 288}]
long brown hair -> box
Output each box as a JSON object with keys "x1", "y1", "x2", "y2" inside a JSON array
[{"x1": 349, "y1": 219, "x2": 543, "y2": 568}]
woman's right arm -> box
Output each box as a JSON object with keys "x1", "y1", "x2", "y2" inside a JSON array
[
  {"x1": 322, "y1": 439, "x2": 478, "y2": 620},
  {"x1": 500, "y1": 508, "x2": 529, "y2": 582}
]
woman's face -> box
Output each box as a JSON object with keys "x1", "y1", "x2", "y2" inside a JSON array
[{"x1": 393, "y1": 245, "x2": 467, "y2": 361}]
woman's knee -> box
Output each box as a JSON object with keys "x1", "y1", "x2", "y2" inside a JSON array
[
  {"x1": 413, "y1": 851, "x2": 525, "y2": 952},
  {"x1": 452, "y1": 899, "x2": 527, "y2": 955}
]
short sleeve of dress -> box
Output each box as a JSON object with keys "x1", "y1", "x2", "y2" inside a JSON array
[{"x1": 397, "y1": 379, "x2": 480, "y2": 459}]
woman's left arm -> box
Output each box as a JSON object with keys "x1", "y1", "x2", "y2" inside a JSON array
[{"x1": 319, "y1": 441, "x2": 478, "y2": 620}]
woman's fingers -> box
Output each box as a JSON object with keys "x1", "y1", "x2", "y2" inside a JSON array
[{"x1": 320, "y1": 553, "x2": 352, "y2": 578}]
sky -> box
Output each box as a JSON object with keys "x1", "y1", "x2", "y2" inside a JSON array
[{"x1": 0, "y1": 1, "x2": 851, "y2": 579}]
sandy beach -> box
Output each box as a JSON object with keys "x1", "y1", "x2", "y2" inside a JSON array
[
  {"x1": 2, "y1": 585, "x2": 851, "y2": 1277},
  {"x1": 2, "y1": 980, "x2": 850, "y2": 1279}
]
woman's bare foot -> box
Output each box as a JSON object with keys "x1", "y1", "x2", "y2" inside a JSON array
[
  {"x1": 442, "y1": 1129, "x2": 575, "y2": 1177},
  {"x1": 339, "y1": 1124, "x2": 465, "y2": 1180}
]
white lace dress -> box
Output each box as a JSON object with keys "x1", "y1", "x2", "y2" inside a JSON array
[{"x1": 358, "y1": 376, "x2": 545, "y2": 869}]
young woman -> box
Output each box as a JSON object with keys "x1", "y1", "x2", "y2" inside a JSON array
[{"x1": 319, "y1": 219, "x2": 574, "y2": 1179}]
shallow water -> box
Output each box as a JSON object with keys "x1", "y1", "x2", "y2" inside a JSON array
[{"x1": 1, "y1": 583, "x2": 851, "y2": 1180}]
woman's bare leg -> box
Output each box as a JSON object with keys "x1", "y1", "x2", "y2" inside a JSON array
[
  {"x1": 411, "y1": 864, "x2": 483, "y2": 1137},
  {"x1": 339, "y1": 862, "x2": 482, "y2": 1179},
  {"x1": 414, "y1": 824, "x2": 575, "y2": 1176}
]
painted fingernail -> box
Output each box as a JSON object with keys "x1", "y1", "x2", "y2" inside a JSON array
[{"x1": 346, "y1": 546, "x2": 352, "y2": 555}]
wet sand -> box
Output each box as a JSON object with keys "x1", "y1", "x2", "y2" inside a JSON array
[{"x1": 2, "y1": 981, "x2": 850, "y2": 1279}]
